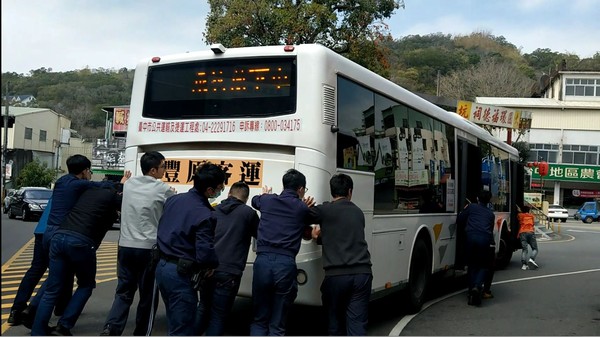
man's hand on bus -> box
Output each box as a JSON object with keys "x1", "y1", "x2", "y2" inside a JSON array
[
  {"x1": 303, "y1": 195, "x2": 315, "y2": 208},
  {"x1": 262, "y1": 185, "x2": 273, "y2": 194},
  {"x1": 311, "y1": 225, "x2": 321, "y2": 239},
  {"x1": 120, "y1": 170, "x2": 132, "y2": 184}
]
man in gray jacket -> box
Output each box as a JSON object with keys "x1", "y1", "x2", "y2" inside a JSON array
[{"x1": 101, "y1": 151, "x2": 175, "y2": 336}]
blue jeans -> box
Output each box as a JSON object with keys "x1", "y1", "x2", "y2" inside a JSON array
[
  {"x1": 28, "y1": 226, "x2": 74, "y2": 310},
  {"x1": 31, "y1": 233, "x2": 97, "y2": 335},
  {"x1": 155, "y1": 259, "x2": 198, "y2": 336},
  {"x1": 321, "y1": 273, "x2": 372, "y2": 336},
  {"x1": 250, "y1": 252, "x2": 298, "y2": 336},
  {"x1": 104, "y1": 247, "x2": 159, "y2": 336},
  {"x1": 196, "y1": 271, "x2": 241, "y2": 335},
  {"x1": 11, "y1": 234, "x2": 71, "y2": 314}
]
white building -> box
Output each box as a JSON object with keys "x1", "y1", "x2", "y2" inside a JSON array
[
  {"x1": 1, "y1": 106, "x2": 94, "y2": 189},
  {"x1": 477, "y1": 71, "x2": 600, "y2": 208}
]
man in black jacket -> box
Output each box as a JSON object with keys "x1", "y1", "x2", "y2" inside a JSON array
[
  {"x1": 308, "y1": 173, "x2": 372, "y2": 336},
  {"x1": 196, "y1": 181, "x2": 259, "y2": 335},
  {"x1": 31, "y1": 184, "x2": 123, "y2": 336}
]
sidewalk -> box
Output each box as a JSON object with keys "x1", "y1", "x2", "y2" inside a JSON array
[{"x1": 535, "y1": 223, "x2": 563, "y2": 241}]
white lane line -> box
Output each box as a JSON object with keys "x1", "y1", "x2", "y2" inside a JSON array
[
  {"x1": 388, "y1": 268, "x2": 600, "y2": 336},
  {"x1": 567, "y1": 229, "x2": 600, "y2": 234}
]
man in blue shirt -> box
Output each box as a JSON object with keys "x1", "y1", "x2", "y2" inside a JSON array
[
  {"x1": 155, "y1": 162, "x2": 225, "y2": 335},
  {"x1": 31, "y1": 184, "x2": 123, "y2": 336},
  {"x1": 456, "y1": 190, "x2": 495, "y2": 306},
  {"x1": 19, "y1": 154, "x2": 130, "y2": 330},
  {"x1": 250, "y1": 168, "x2": 314, "y2": 336},
  {"x1": 7, "y1": 198, "x2": 70, "y2": 326}
]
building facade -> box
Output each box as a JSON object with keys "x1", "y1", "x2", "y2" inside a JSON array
[
  {"x1": 1, "y1": 106, "x2": 95, "y2": 190},
  {"x1": 477, "y1": 71, "x2": 600, "y2": 209}
]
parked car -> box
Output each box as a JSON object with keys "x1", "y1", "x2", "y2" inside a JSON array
[
  {"x1": 575, "y1": 201, "x2": 600, "y2": 224},
  {"x1": 547, "y1": 204, "x2": 569, "y2": 223},
  {"x1": 7, "y1": 187, "x2": 53, "y2": 221},
  {"x1": 3, "y1": 189, "x2": 16, "y2": 214}
]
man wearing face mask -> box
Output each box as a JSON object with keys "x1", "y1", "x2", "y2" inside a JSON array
[{"x1": 154, "y1": 162, "x2": 225, "y2": 335}]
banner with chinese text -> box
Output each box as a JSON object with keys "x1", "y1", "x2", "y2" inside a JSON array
[
  {"x1": 456, "y1": 100, "x2": 523, "y2": 129},
  {"x1": 531, "y1": 163, "x2": 600, "y2": 183}
]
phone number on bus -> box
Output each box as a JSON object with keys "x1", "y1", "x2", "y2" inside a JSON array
[{"x1": 137, "y1": 118, "x2": 302, "y2": 134}]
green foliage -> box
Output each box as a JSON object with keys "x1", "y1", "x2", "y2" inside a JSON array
[
  {"x1": 204, "y1": 0, "x2": 404, "y2": 75},
  {"x1": 511, "y1": 141, "x2": 531, "y2": 164},
  {"x1": 2, "y1": 68, "x2": 134, "y2": 141},
  {"x1": 15, "y1": 159, "x2": 55, "y2": 189}
]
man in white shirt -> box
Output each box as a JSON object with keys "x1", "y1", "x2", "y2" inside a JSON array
[{"x1": 101, "y1": 151, "x2": 176, "y2": 336}]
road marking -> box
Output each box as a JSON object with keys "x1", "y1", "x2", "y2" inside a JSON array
[
  {"x1": 567, "y1": 229, "x2": 600, "y2": 234},
  {"x1": 1, "y1": 240, "x2": 118, "y2": 335},
  {"x1": 389, "y1": 268, "x2": 600, "y2": 336}
]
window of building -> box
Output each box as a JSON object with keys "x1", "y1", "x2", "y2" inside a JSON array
[
  {"x1": 39, "y1": 130, "x2": 47, "y2": 142},
  {"x1": 573, "y1": 152, "x2": 585, "y2": 164},
  {"x1": 565, "y1": 78, "x2": 600, "y2": 97},
  {"x1": 531, "y1": 143, "x2": 600, "y2": 165},
  {"x1": 585, "y1": 152, "x2": 598, "y2": 165},
  {"x1": 24, "y1": 127, "x2": 32, "y2": 140}
]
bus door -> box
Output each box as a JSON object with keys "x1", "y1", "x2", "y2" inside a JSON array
[{"x1": 456, "y1": 139, "x2": 482, "y2": 268}]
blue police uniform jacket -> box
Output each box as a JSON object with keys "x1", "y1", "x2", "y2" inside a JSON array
[
  {"x1": 251, "y1": 189, "x2": 312, "y2": 258},
  {"x1": 156, "y1": 187, "x2": 219, "y2": 269},
  {"x1": 48, "y1": 174, "x2": 118, "y2": 228}
]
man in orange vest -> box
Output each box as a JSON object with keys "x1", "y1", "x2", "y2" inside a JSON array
[{"x1": 517, "y1": 205, "x2": 539, "y2": 270}]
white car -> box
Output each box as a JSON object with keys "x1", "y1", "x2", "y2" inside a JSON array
[
  {"x1": 547, "y1": 204, "x2": 569, "y2": 223},
  {"x1": 3, "y1": 189, "x2": 16, "y2": 214}
]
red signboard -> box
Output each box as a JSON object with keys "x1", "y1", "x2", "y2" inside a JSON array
[
  {"x1": 572, "y1": 190, "x2": 600, "y2": 198},
  {"x1": 113, "y1": 108, "x2": 129, "y2": 133}
]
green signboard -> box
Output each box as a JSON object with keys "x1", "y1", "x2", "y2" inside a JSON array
[{"x1": 531, "y1": 163, "x2": 600, "y2": 183}]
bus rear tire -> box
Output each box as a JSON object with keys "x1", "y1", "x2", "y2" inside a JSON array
[
  {"x1": 495, "y1": 227, "x2": 513, "y2": 270},
  {"x1": 404, "y1": 238, "x2": 431, "y2": 314}
]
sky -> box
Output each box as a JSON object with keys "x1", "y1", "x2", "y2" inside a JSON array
[{"x1": 2, "y1": 0, "x2": 599, "y2": 74}]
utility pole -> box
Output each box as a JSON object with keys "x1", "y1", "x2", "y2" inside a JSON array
[{"x1": 2, "y1": 82, "x2": 10, "y2": 195}]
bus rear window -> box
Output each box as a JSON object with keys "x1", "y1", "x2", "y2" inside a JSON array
[{"x1": 143, "y1": 57, "x2": 297, "y2": 119}]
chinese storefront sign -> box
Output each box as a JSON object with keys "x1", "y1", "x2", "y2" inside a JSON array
[
  {"x1": 531, "y1": 163, "x2": 600, "y2": 183},
  {"x1": 456, "y1": 100, "x2": 531, "y2": 129},
  {"x1": 113, "y1": 108, "x2": 129, "y2": 133}
]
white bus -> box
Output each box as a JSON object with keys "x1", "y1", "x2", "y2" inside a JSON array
[{"x1": 125, "y1": 43, "x2": 525, "y2": 312}]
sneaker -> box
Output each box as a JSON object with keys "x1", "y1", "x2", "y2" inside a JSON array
[
  {"x1": 49, "y1": 323, "x2": 72, "y2": 336},
  {"x1": 521, "y1": 264, "x2": 528, "y2": 270},
  {"x1": 482, "y1": 291, "x2": 494, "y2": 299},
  {"x1": 7, "y1": 309, "x2": 22, "y2": 326},
  {"x1": 528, "y1": 258, "x2": 539, "y2": 269}
]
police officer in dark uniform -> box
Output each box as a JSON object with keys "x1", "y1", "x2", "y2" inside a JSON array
[{"x1": 155, "y1": 162, "x2": 226, "y2": 335}]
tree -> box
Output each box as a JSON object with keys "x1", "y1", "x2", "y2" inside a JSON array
[
  {"x1": 511, "y1": 141, "x2": 531, "y2": 164},
  {"x1": 204, "y1": 0, "x2": 404, "y2": 75},
  {"x1": 15, "y1": 159, "x2": 55, "y2": 189},
  {"x1": 438, "y1": 58, "x2": 535, "y2": 101}
]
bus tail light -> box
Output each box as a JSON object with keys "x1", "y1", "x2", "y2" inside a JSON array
[
  {"x1": 284, "y1": 45, "x2": 295, "y2": 52},
  {"x1": 151, "y1": 57, "x2": 161, "y2": 63}
]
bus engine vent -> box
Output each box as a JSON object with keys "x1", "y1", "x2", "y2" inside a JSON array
[{"x1": 322, "y1": 84, "x2": 336, "y2": 126}]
